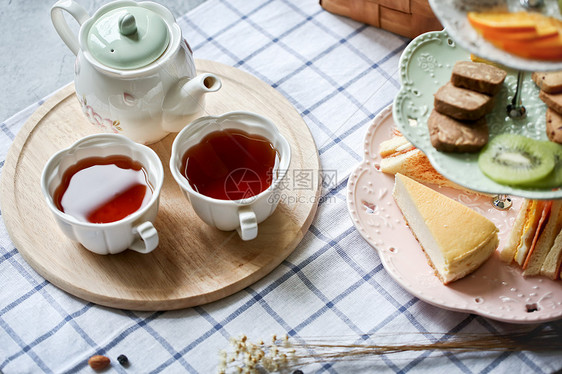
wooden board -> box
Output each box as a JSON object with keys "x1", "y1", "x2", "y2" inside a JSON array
[{"x1": 0, "y1": 60, "x2": 320, "y2": 311}]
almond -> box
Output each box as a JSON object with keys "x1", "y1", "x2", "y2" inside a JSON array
[{"x1": 88, "y1": 355, "x2": 110, "y2": 370}]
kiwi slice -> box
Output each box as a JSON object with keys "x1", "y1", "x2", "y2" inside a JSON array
[
  {"x1": 478, "y1": 134, "x2": 555, "y2": 185},
  {"x1": 519, "y1": 141, "x2": 562, "y2": 189}
]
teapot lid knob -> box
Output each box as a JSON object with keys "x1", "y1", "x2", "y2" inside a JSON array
[
  {"x1": 86, "y1": 6, "x2": 170, "y2": 70},
  {"x1": 119, "y1": 13, "x2": 137, "y2": 36}
]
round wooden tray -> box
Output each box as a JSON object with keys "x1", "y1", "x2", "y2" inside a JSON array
[{"x1": 0, "y1": 60, "x2": 320, "y2": 311}]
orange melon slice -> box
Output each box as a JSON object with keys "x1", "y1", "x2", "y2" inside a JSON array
[{"x1": 468, "y1": 11, "x2": 540, "y2": 32}]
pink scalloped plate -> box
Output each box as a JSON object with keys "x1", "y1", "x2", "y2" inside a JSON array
[{"x1": 347, "y1": 105, "x2": 562, "y2": 324}]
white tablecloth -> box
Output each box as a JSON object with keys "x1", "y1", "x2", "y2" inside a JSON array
[{"x1": 1, "y1": 1, "x2": 561, "y2": 373}]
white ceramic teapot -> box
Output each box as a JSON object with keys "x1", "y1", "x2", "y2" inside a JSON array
[{"x1": 51, "y1": 0, "x2": 222, "y2": 144}]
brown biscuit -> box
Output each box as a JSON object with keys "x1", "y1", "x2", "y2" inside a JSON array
[
  {"x1": 546, "y1": 108, "x2": 562, "y2": 144},
  {"x1": 539, "y1": 90, "x2": 562, "y2": 114},
  {"x1": 434, "y1": 82, "x2": 495, "y2": 121},
  {"x1": 427, "y1": 110, "x2": 489, "y2": 153},
  {"x1": 532, "y1": 71, "x2": 562, "y2": 94},
  {"x1": 451, "y1": 61, "x2": 507, "y2": 95}
]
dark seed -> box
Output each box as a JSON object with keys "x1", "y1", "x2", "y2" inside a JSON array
[
  {"x1": 117, "y1": 354, "x2": 129, "y2": 366},
  {"x1": 292, "y1": 370, "x2": 304, "y2": 374}
]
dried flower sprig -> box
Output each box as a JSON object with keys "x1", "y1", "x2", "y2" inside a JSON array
[
  {"x1": 217, "y1": 326, "x2": 562, "y2": 374},
  {"x1": 218, "y1": 334, "x2": 296, "y2": 374}
]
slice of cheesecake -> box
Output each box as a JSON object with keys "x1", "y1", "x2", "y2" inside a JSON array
[{"x1": 392, "y1": 173, "x2": 499, "y2": 284}]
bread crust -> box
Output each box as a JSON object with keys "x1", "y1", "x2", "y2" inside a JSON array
[{"x1": 540, "y1": 230, "x2": 562, "y2": 280}]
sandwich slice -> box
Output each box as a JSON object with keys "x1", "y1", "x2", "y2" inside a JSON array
[
  {"x1": 379, "y1": 131, "x2": 479, "y2": 192},
  {"x1": 500, "y1": 199, "x2": 552, "y2": 265},
  {"x1": 502, "y1": 198, "x2": 562, "y2": 280},
  {"x1": 499, "y1": 199, "x2": 531, "y2": 262},
  {"x1": 540, "y1": 231, "x2": 562, "y2": 279},
  {"x1": 514, "y1": 200, "x2": 551, "y2": 266},
  {"x1": 540, "y1": 230, "x2": 562, "y2": 279},
  {"x1": 392, "y1": 173, "x2": 499, "y2": 284},
  {"x1": 523, "y1": 200, "x2": 562, "y2": 276}
]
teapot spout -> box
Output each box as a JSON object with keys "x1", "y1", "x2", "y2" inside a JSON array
[
  {"x1": 162, "y1": 73, "x2": 222, "y2": 132},
  {"x1": 183, "y1": 73, "x2": 222, "y2": 97}
]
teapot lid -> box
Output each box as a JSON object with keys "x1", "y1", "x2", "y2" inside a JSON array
[{"x1": 87, "y1": 6, "x2": 169, "y2": 70}]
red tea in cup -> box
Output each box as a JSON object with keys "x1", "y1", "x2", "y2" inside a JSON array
[
  {"x1": 181, "y1": 129, "x2": 279, "y2": 200},
  {"x1": 53, "y1": 155, "x2": 153, "y2": 223}
]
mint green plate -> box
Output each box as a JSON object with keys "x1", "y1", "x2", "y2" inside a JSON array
[{"x1": 393, "y1": 30, "x2": 561, "y2": 200}]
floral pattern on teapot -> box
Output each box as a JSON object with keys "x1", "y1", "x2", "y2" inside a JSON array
[{"x1": 78, "y1": 95, "x2": 123, "y2": 134}]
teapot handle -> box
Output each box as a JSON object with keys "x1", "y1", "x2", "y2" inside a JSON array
[{"x1": 51, "y1": 0, "x2": 90, "y2": 56}]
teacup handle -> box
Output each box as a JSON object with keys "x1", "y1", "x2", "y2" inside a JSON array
[
  {"x1": 236, "y1": 206, "x2": 258, "y2": 241},
  {"x1": 129, "y1": 221, "x2": 159, "y2": 254},
  {"x1": 51, "y1": 0, "x2": 90, "y2": 56}
]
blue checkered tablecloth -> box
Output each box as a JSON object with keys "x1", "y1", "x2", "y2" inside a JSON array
[{"x1": 1, "y1": 1, "x2": 561, "y2": 373}]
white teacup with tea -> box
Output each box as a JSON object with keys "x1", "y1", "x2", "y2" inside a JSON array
[
  {"x1": 169, "y1": 111, "x2": 291, "y2": 240},
  {"x1": 41, "y1": 134, "x2": 164, "y2": 255}
]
